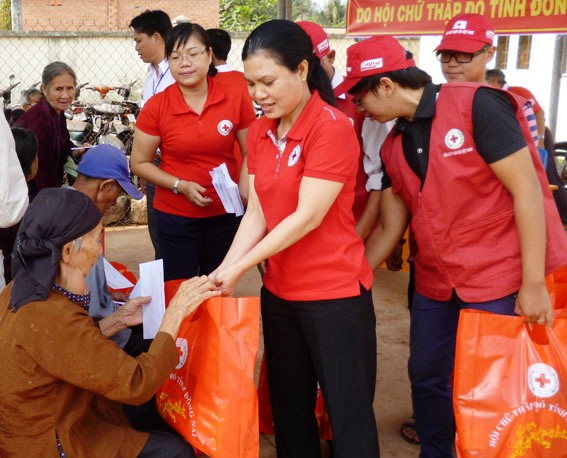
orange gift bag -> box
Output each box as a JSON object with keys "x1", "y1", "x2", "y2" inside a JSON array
[
  {"x1": 546, "y1": 266, "x2": 567, "y2": 310},
  {"x1": 156, "y1": 280, "x2": 260, "y2": 458},
  {"x1": 257, "y1": 353, "x2": 333, "y2": 440},
  {"x1": 453, "y1": 309, "x2": 567, "y2": 457}
]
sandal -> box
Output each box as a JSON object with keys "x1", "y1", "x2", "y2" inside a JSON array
[{"x1": 400, "y1": 421, "x2": 420, "y2": 445}]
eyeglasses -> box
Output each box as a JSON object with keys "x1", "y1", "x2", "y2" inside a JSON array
[
  {"x1": 168, "y1": 48, "x2": 208, "y2": 64},
  {"x1": 436, "y1": 46, "x2": 490, "y2": 64},
  {"x1": 352, "y1": 90, "x2": 368, "y2": 107}
]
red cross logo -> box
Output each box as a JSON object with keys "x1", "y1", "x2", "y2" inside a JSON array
[
  {"x1": 288, "y1": 145, "x2": 301, "y2": 167},
  {"x1": 527, "y1": 363, "x2": 559, "y2": 398},
  {"x1": 535, "y1": 373, "x2": 551, "y2": 388},
  {"x1": 444, "y1": 129, "x2": 464, "y2": 150},
  {"x1": 217, "y1": 120, "x2": 233, "y2": 136}
]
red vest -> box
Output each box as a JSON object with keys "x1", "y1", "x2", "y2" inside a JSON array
[
  {"x1": 381, "y1": 83, "x2": 567, "y2": 302},
  {"x1": 336, "y1": 94, "x2": 368, "y2": 221}
]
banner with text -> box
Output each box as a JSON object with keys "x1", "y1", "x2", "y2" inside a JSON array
[{"x1": 346, "y1": 0, "x2": 567, "y2": 36}]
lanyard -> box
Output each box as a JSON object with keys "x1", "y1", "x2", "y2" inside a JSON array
[{"x1": 153, "y1": 67, "x2": 170, "y2": 96}]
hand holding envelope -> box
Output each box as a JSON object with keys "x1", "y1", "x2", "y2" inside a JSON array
[{"x1": 210, "y1": 163, "x2": 244, "y2": 217}]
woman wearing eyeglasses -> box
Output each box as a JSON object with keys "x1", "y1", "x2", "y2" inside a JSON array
[
  {"x1": 131, "y1": 23, "x2": 255, "y2": 280},
  {"x1": 337, "y1": 32, "x2": 567, "y2": 457}
]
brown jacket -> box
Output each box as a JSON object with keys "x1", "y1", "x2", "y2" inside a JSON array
[{"x1": 0, "y1": 285, "x2": 179, "y2": 457}]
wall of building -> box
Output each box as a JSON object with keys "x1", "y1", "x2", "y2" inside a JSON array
[
  {"x1": 20, "y1": 0, "x2": 218, "y2": 32},
  {"x1": 419, "y1": 33, "x2": 567, "y2": 142}
]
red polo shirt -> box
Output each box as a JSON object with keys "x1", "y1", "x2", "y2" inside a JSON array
[
  {"x1": 214, "y1": 70, "x2": 254, "y2": 173},
  {"x1": 247, "y1": 91, "x2": 373, "y2": 300},
  {"x1": 136, "y1": 77, "x2": 256, "y2": 218}
]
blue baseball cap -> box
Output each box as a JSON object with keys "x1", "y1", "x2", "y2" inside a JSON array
[{"x1": 77, "y1": 144, "x2": 144, "y2": 200}]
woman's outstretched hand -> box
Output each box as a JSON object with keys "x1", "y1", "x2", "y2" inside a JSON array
[{"x1": 209, "y1": 263, "x2": 242, "y2": 297}]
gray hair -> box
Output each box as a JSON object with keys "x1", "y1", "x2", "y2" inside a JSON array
[
  {"x1": 71, "y1": 236, "x2": 83, "y2": 253},
  {"x1": 42, "y1": 61, "x2": 77, "y2": 88},
  {"x1": 22, "y1": 88, "x2": 41, "y2": 104}
]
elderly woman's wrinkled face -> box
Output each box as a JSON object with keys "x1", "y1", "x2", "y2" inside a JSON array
[
  {"x1": 69, "y1": 223, "x2": 103, "y2": 277},
  {"x1": 42, "y1": 72, "x2": 75, "y2": 114}
]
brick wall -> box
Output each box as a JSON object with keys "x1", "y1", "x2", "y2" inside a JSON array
[{"x1": 21, "y1": 0, "x2": 219, "y2": 32}]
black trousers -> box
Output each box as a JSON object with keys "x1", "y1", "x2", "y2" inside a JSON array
[
  {"x1": 261, "y1": 286, "x2": 380, "y2": 458},
  {"x1": 145, "y1": 182, "x2": 161, "y2": 260},
  {"x1": 156, "y1": 210, "x2": 240, "y2": 281}
]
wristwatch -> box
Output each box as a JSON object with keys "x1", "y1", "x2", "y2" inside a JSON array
[{"x1": 172, "y1": 178, "x2": 181, "y2": 194}]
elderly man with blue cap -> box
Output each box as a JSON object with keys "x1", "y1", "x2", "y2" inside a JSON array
[{"x1": 70, "y1": 144, "x2": 147, "y2": 351}]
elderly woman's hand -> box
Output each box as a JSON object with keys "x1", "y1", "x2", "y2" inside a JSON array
[
  {"x1": 99, "y1": 296, "x2": 150, "y2": 338},
  {"x1": 160, "y1": 276, "x2": 220, "y2": 338}
]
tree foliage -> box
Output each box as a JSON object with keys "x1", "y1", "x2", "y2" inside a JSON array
[
  {"x1": 292, "y1": 0, "x2": 319, "y2": 22},
  {"x1": 219, "y1": 0, "x2": 278, "y2": 32},
  {"x1": 318, "y1": 0, "x2": 346, "y2": 27},
  {"x1": 219, "y1": 0, "x2": 346, "y2": 32},
  {"x1": 0, "y1": 0, "x2": 11, "y2": 30}
]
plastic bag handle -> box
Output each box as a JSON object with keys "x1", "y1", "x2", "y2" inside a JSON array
[{"x1": 524, "y1": 321, "x2": 550, "y2": 345}]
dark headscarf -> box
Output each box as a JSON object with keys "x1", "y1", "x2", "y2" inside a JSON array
[{"x1": 9, "y1": 187, "x2": 101, "y2": 312}]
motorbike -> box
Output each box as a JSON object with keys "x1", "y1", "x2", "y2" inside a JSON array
[
  {"x1": 66, "y1": 80, "x2": 139, "y2": 154},
  {"x1": 65, "y1": 80, "x2": 139, "y2": 182},
  {"x1": 1, "y1": 74, "x2": 20, "y2": 122}
]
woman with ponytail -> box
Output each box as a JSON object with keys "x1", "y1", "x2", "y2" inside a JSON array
[
  {"x1": 211, "y1": 20, "x2": 380, "y2": 458},
  {"x1": 131, "y1": 22, "x2": 255, "y2": 281}
]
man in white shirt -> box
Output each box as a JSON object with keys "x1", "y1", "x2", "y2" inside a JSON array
[
  {"x1": 298, "y1": 21, "x2": 394, "y2": 240},
  {"x1": 0, "y1": 110, "x2": 28, "y2": 291},
  {"x1": 130, "y1": 10, "x2": 176, "y2": 259}
]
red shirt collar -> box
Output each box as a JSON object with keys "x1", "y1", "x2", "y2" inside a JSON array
[{"x1": 259, "y1": 91, "x2": 331, "y2": 141}]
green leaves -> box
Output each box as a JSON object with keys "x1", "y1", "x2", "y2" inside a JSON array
[
  {"x1": 219, "y1": 0, "x2": 346, "y2": 32},
  {"x1": 220, "y1": 0, "x2": 278, "y2": 32}
]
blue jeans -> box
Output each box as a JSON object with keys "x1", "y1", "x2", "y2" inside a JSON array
[{"x1": 409, "y1": 291, "x2": 516, "y2": 458}]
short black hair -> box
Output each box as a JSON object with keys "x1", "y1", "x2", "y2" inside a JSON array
[
  {"x1": 10, "y1": 108, "x2": 25, "y2": 125},
  {"x1": 129, "y1": 10, "x2": 172, "y2": 40},
  {"x1": 349, "y1": 67, "x2": 432, "y2": 95},
  {"x1": 485, "y1": 68, "x2": 507, "y2": 86},
  {"x1": 11, "y1": 127, "x2": 38, "y2": 177},
  {"x1": 206, "y1": 28, "x2": 231, "y2": 61}
]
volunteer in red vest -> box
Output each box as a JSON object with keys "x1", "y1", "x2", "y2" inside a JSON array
[
  {"x1": 336, "y1": 35, "x2": 567, "y2": 457},
  {"x1": 211, "y1": 20, "x2": 380, "y2": 458},
  {"x1": 131, "y1": 22, "x2": 256, "y2": 281}
]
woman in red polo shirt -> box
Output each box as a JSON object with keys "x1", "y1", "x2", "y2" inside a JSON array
[
  {"x1": 211, "y1": 20, "x2": 380, "y2": 458},
  {"x1": 131, "y1": 23, "x2": 256, "y2": 280}
]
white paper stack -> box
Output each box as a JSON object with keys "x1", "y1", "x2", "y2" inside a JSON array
[
  {"x1": 210, "y1": 162, "x2": 244, "y2": 216},
  {"x1": 103, "y1": 258, "x2": 135, "y2": 290},
  {"x1": 127, "y1": 259, "x2": 165, "y2": 340}
]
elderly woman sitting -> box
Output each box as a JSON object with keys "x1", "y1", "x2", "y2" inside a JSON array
[{"x1": 0, "y1": 188, "x2": 218, "y2": 457}]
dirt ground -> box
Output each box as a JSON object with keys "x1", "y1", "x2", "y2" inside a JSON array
[{"x1": 105, "y1": 225, "x2": 418, "y2": 458}]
